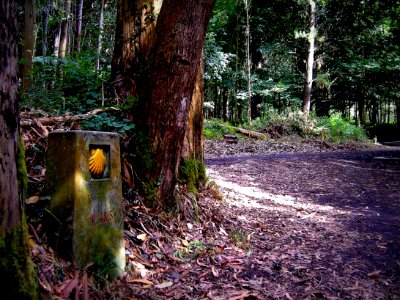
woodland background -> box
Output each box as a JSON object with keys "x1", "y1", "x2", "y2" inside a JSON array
[{"x1": 20, "y1": 0, "x2": 399, "y2": 136}]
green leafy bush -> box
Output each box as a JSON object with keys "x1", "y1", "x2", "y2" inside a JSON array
[
  {"x1": 82, "y1": 112, "x2": 135, "y2": 134},
  {"x1": 21, "y1": 52, "x2": 102, "y2": 114},
  {"x1": 204, "y1": 118, "x2": 236, "y2": 139},
  {"x1": 316, "y1": 113, "x2": 367, "y2": 142},
  {"x1": 247, "y1": 110, "x2": 316, "y2": 139}
]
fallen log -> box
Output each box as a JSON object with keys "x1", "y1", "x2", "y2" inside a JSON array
[
  {"x1": 234, "y1": 127, "x2": 267, "y2": 139},
  {"x1": 19, "y1": 108, "x2": 111, "y2": 127}
]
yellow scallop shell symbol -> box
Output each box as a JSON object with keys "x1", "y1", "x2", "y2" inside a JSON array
[{"x1": 89, "y1": 149, "x2": 106, "y2": 176}]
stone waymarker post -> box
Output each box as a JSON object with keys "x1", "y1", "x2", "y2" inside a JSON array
[{"x1": 46, "y1": 130, "x2": 125, "y2": 277}]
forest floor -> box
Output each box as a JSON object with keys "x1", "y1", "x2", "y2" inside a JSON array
[{"x1": 25, "y1": 130, "x2": 400, "y2": 299}]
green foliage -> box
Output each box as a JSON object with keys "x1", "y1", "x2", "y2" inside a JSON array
[
  {"x1": 141, "y1": 180, "x2": 158, "y2": 207},
  {"x1": 204, "y1": 118, "x2": 236, "y2": 139},
  {"x1": 173, "y1": 240, "x2": 207, "y2": 262},
  {"x1": 316, "y1": 113, "x2": 367, "y2": 142},
  {"x1": 230, "y1": 227, "x2": 250, "y2": 251},
  {"x1": 82, "y1": 112, "x2": 135, "y2": 134},
  {"x1": 247, "y1": 110, "x2": 316, "y2": 138},
  {"x1": 21, "y1": 52, "x2": 103, "y2": 114}
]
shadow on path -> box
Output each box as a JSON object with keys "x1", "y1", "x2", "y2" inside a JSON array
[{"x1": 206, "y1": 148, "x2": 400, "y2": 299}]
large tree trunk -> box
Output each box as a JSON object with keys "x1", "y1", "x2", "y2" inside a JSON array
[
  {"x1": 110, "y1": 0, "x2": 140, "y2": 101},
  {"x1": 22, "y1": 0, "x2": 36, "y2": 92},
  {"x1": 0, "y1": 1, "x2": 38, "y2": 298},
  {"x1": 302, "y1": 0, "x2": 316, "y2": 115},
  {"x1": 139, "y1": 0, "x2": 215, "y2": 208},
  {"x1": 110, "y1": 0, "x2": 161, "y2": 101}
]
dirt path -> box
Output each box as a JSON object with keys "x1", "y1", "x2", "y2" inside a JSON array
[{"x1": 202, "y1": 148, "x2": 400, "y2": 299}]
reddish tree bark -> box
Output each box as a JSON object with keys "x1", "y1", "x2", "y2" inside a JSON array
[
  {"x1": 139, "y1": 0, "x2": 215, "y2": 207},
  {"x1": 0, "y1": 1, "x2": 38, "y2": 297}
]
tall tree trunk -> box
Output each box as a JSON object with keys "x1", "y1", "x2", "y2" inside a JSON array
[
  {"x1": 41, "y1": 4, "x2": 50, "y2": 55},
  {"x1": 53, "y1": 23, "x2": 61, "y2": 56},
  {"x1": 139, "y1": 0, "x2": 215, "y2": 208},
  {"x1": 222, "y1": 87, "x2": 228, "y2": 122},
  {"x1": 233, "y1": 0, "x2": 240, "y2": 123},
  {"x1": 74, "y1": 0, "x2": 83, "y2": 52},
  {"x1": 358, "y1": 84, "x2": 367, "y2": 125},
  {"x1": 59, "y1": 0, "x2": 71, "y2": 58},
  {"x1": 244, "y1": 0, "x2": 252, "y2": 121},
  {"x1": 0, "y1": 1, "x2": 38, "y2": 298},
  {"x1": 22, "y1": 0, "x2": 36, "y2": 92},
  {"x1": 95, "y1": 0, "x2": 105, "y2": 71},
  {"x1": 302, "y1": 0, "x2": 316, "y2": 115}
]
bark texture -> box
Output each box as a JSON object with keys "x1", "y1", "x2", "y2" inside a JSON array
[
  {"x1": 110, "y1": 0, "x2": 160, "y2": 101},
  {"x1": 182, "y1": 58, "x2": 205, "y2": 162},
  {"x1": 1, "y1": 0, "x2": 21, "y2": 231},
  {"x1": 140, "y1": 0, "x2": 215, "y2": 207},
  {"x1": 0, "y1": 1, "x2": 38, "y2": 298}
]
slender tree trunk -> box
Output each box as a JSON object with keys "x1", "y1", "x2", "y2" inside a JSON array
[
  {"x1": 302, "y1": 0, "x2": 316, "y2": 115},
  {"x1": 139, "y1": 0, "x2": 215, "y2": 208},
  {"x1": 74, "y1": 0, "x2": 83, "y2": 52},
  {"x1": 42, "y1": 5, "x2": 50, "y2": 55},
  {"x1": 358, "y1": 85, "x2": 366, "y2": 125},
  {"x1": 222, "y1": 87, "x2": 228, "y2": 122},
  {"x1": 0, "y1": 1, "x2": 38, "y2": 298},
  {"x1": 59, "y1": 0, "x2": 71, "y2": 58},
  {"x1": 244, "y1": 0, "x2": 252, "y2": 121},
  {"x1": 22, "y1": 0, "x2": 36, "y2": 92},
  {"x1": 233, "y1": 0, "x2": 240, "y2": 123},
  {"x1": 53, "y1": 23, "x2": 61, "y2": 56},
  {"x1": 95, "y1": 0, "x2": 105, "y2": 71}
]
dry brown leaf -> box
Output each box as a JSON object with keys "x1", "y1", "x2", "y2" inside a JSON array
[
  {"x1": 367, "y1": 270, "x2": 382, "y2": 279},
  {"x1": 211, "y1": 266, "x2": 219, "y2": 277},
  {"x1": 154, "y1": 281, "x2": 173, "y2": 289},
  {"x1": 128, "y1": 278, "x2": 153, "y2": 285},
  {"x1": 137, "y1": 233, "x2": 147, "y2": 241},
  {"x1": 26, "y1": 195, "x2": 39, "y2": 204},
  {"x1": 228, "y1": 291, "x2": 250, "y2": 300}
]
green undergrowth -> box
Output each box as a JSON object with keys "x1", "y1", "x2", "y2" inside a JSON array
[
  {"x1": 204, "y1": 118, "x2": 236, "y2": 139},
  {"x1": 205, "y1": 111, "x2": 368, "y2": 143}
]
